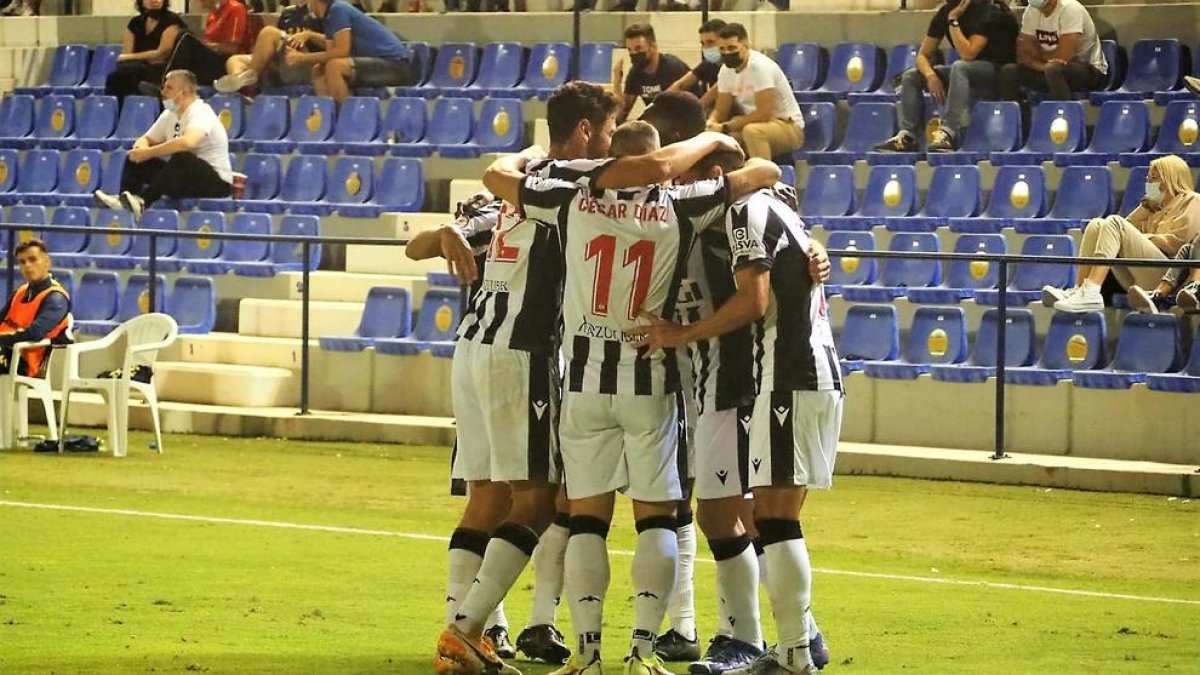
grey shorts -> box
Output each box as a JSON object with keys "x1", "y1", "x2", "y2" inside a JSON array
[{"x1": 349, "y1": 56, "x2": 416, "y2": 88}]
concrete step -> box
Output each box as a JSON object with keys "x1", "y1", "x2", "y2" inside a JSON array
[
  {"x1": 238, "y1": 298, "x2": 364, "y2": 339},
  {"x1": 346, "y1": 244, "x2": 446, "y2": 276},
  {"x1": 156, "y1": 362, "x2": 298, "y2": 408},
  {"x1": 277, "y1": 271, "x2": 432, "y2": 304}
]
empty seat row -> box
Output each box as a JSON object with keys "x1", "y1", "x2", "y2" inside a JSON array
[
  {"x1": 0, "y1": 94, "x2": 158, "y2": 151},
  {"x1": 397, "y1": 41, "x2": 572, "y2": 101},
  {"x1": 13, "y1": 44, "x2": 121, "y2": 98},
  {"x1": 71, "y1": 272, "x2": 215, "y2": 335},
  {"x1": 320, "y1": 287, "x2": 461, "y2": 358}
]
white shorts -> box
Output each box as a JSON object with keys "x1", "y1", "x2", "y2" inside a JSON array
[
  {"x1": 450, "y1": 339, "x2": 561, "y2": 484},
  {"x1": 559, "y1": 391, "x2": 682, "y2": 502},
  {"x1": 675, "y1": 348, "x2": 697, "y2": 485},
  {"x1": 747, "y1": 390, "x2": 843, "y2": 490},
  {"x1": 693, "y1": 403, "x2": 755, "y2": 500}
]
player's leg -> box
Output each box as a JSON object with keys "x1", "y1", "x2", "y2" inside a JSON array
[
  {"x1": 518, "y1": 485, "x2": 572, "y2": 664},
  {"x1": 660, "y1": 385, "x2": 699, "y2": 662}
]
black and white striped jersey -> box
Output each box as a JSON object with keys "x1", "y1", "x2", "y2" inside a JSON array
[
  {"x1": 727, "y1": 189, "x2": 842, "y2": 394},
  {"x1": 520, "y1": 161, "x2": 730, "y2": 396}
]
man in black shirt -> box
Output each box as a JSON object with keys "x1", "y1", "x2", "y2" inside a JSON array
[
  {"x1": 667, "y1": 19, "x2": 726, "y2": 113},
  {"x1": 875, "y1": 0, "x2": 1018, "y2": 153},
  {"x1": 616, "y1": 23, "x2": 693, "y2": 124}
]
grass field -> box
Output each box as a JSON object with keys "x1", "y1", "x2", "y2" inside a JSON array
[{"x1": 1, "y1": 431, "x2": 1198, "y2": 674}]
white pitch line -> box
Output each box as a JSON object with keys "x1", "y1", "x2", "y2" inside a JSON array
[{"x1": 3, "y1": 499, "x2": 1198, "y2": 607}]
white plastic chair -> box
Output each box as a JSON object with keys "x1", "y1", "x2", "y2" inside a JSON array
[
  {"x1": 0, "y1": 317, "x2": 72, "y2": 449},
  {"x1": 58, "y1": 313, "x2": 178, "y2": 458}
]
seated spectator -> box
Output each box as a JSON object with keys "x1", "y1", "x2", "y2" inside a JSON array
[
  {"x1": 140, "y1": 0, "x2": 253, "y2": 95},
  {"x1": 1044, "y1": 155, "x2": 1200, "y2": 313},
  {"x1": 0, "y1": 240, "x2": 71, "y2": 378},
  {"x1": 1128, "y1": 231, "x2": 1200, "y2": 314},
  {"x1": 94, "y1": 70, "x2": 233, "y2": 218},
  {"x1": 998, "y1": 0, "x2": 1107, "y2": 109},
  {"x1": 0, "y1": 0, "x2": 40, "y2": 16},
  {"x1": 216, "y1": 0, "x2": 326, "y2": 93},
  {"x1": 614, "y1": 23, "x2": 693, "y2": 124},
  {"x1": 105, "y1": 0, "x2": 188, "y2": 102},
  {"x1": 667, "y1": 18, "x2": 726, "y2": 113},
  {"x1": 875, "y1": 0, "x2": 1017, "y2": 153},
  {"x1": 705, "y1": 22, "x2": 805, "y2": 160}
]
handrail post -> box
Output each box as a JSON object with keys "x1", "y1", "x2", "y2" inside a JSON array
[
  {"x1": 571, "y1": 0, "x2": 582, "y2": 81},
  {"x1": 992, "y1": 259, "x2": 1008, "y2": 461},
  {"x1": 299, "y1": 241, "x2": 311, "y2": 416},
  {"x1": 147, "y1": 232, "x2": 158, "y2": 312},
  {"x1": 701, "y1": 0, "x2": 709, "y2": 24},
  {"x1": 5, "y1": 229, "x2": 14, "y2": 295}
]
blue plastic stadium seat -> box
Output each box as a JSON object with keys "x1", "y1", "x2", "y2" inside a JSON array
[
  {"x1": 441, "y1": 97, "x2": 523, "y2": 158},
  {"x1": 405, "y1": 41, "x2": 434, "y2": 87},
  {"x1": 105, "y1": 96, "x2": 159, "y2": 150},
  {"x1": 53, "y1": 148, "x2": 104, "y2": 207},
  {"x1": 325, "y1": 156, "x2": 375, "y2": 217},
  {"x1": 931, "y1": 308, "x2": 1037, "y2": 383},
  {"x1": 796, "y1": 102, "x2": 836, "y2": 157},
  {"x1": 168, "y1": 276, "x2": 217, "y2": 334},
  {"x1": 991, "y1": 101, "x2": 1085, "y2": 165},
  {"x1": 908, "y1": 233, "x2": 1006, "y2": 304},
  {"x1": 825, "y1": 165, "x2": 915, "y2": 231},
  {"x1": 796, "y1": 42, "x2": 882, "y2": 102},
  {"x1": 1098, "y1": 40, "x2": 1127, "y2": 92},
  {"x1": 797, "y1": 166, "x2": 856, "y2": 231},
  {"x1": 889, "y1": 165, "x2": 981, "y2": 232},
  {"x1": 1026, "y1": 166, "x2": 1113, "y2": 234},
  {"x1": 975, "y1": 235, "x2": 1075, "y2": 306},
  {"x1": 1054, "y1": 100, "x2": 1150, "y2": 166},
  {"x1": 213, "y1": 153, "x2": 282, "y2": 214},
  {"x1": 847, "y1": 43, "x2": 919, "y2": 104},
  {"x1": 393, "y1": 97, "x2": 473, "y2": 158},
  {"x1": 60, "y1": 95, "x2": 118, "y2": 151},
  {"x1": 864, "y1": 306, "x2": 967, "y2": 379},
  {"x1": 166, "y1": 210, "x2": 225, "y2": 274},
  {"x1": 10, "y1": 149, "x2": 58, "y2": 205},
  {"x1": 276, "y1": 155, "x2": 329, "y2": 215},
  {"x1": 372, "y1": 157, "x2": 425, "y2": 214},
  {"x1": 50, "y1": 269, "x2": 75, "y2": 297},
  {"x1": 1147, "y1": 324, "x2": 1200, "y2": 393},
  {"x1": 89, "y1": 209, "x2": 137, "y2": 269},
  {"x1": 46, "y1": 205, "x2": 90, "y2": 267},
  {"x1": 842, "y1": 232, "x2": 941, "y2": 302},
  {"x1": 375, "y1": 288, "x2": 463, "y2": 355},
  {"x1": 776, "y1": 42, "x2": 827, "y2": 93},
  {"x1": 229, "y1": 95, "x2": 288, "y2": 152},
  {"x1": 463, "y1": 42, "x2": 525, "y2": 99},
  {"x1": 0, "y1": 94, "x2": 36, "y2": 149},
  {"x1": 779, "y1": 164, "x2": 796, "y2": 188},
  {"x1": 209, "y1": 93, "x2": 245, "y2": 140},
  {"x1": 1091, "y1": 39, "x2": 1181, "y2": 104},
  {"x1": 1124, "y1": 101, "x2": 1200, "y2": 167},
  {"x1": 579, "y1": 42, "x2": 617, "y2": 84},
  {"x1": 928, "y1": 102, "x2": 1022, "y2": 167},
  {"x1": 837, "y1": 303, "x2": 898, "y2": 374},
  {"x1": 1072, "y1": 313, "x2": 1181, "y2": 389},
  {"x1": 77, "y1": 273, "x2": 166, "y2": 335},
  {"x1": 1007, "y1": 312, "x2": 1105, "y2": 386},
  {"x1": 6, "y1": 207, "x2": 47, "y2": 251},
  {"x1": 427, "y1": 271, "x2": 459, "y2": 288},
  {"x1": 71, "y1": 272, "x2": 120, "y2": 329},
  {"x1": 32, "y1": 94, "x2": 75, "y2": 146},
  {"x1": 16, "y1": 45, "x2": 89, "y2": 96},
  {"x1": 98, "y1": 149, "x2": 126, "y2": 196},
  {"x1": 951, "y1": 165, "x2": 1047, "y2": 234},
  {"x1": 825, "y1": 231, "x2": 877, "y2": 296},
  {"x1": 79, "y1": 45, "x2": 122, "y2": 96},
  {"x1": 798, "y1": 102, "x2": 895, "y2": 164},
  {"x1": 1117, "y1": 166, "x2": 1148, "y2": 216},
  {"x1": 401, "y1": 43, "x2": 479, "y2": 97},
  {"x1": 234, "y1": 215, "x2": 321, "y2": 277},
  {"x1": 513, "y1": 42, "x2": 570, "y2": 100},
  {"x1": 372, "y1": 96, "x2": 428, "y2": 156},
  {"x1": 320, "y1": 286, "x2": 413, "y2": 351},
  {"x1": 220, "y1": 212, "x2": 272, "y2": 274},
  {"x1": 0, "y1": 149, "x2": 16, "y2": 203},
  {"x1": 128, "y1": 208, "x2": 180, "y2": 271},
  {"x1": 255, "y1": 95, "x2": 334, "y2": 154},
  {"x1": 301, "y1": 96, "x2": 380, "y2": 155}
]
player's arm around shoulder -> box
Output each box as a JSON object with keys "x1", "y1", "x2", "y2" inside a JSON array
[{"x1": 726, "y1": 158, "x2": 783, "y2": 202}]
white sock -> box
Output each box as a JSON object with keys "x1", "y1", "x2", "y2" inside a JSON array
[
  {"x1": 565, "y1": 519, "x2": 610, "y2": 664},
  {"x1": 445, "y1": 528, "x2": 489, "y2": 626},
  {"x1": 760, "y1": 520, "x2": 814, "y2": 673},
  {"x1": 1082, "y1": 279, "x2": 1101, "y2": 293},
  {"x1": 527, "y1": 516, "x2": 570, "y2": 628},
  {"x1": 632, "y1": 518, "x2": 678, "y2": 657},
  {"x1": 755, "y1": 539, "x2": 769, "y2": 590},
  {"x1": 667, "y1": 520, "x2": 697, "y2": 641},
  {"x1": 455, "y1": 523, "x2": 539, "y2": 635},
  {"x1": 808, "y1": 613, "x2": 821, "y2": 641},
  {"x1": 711, "y1": 536, "x2": 762, "y2": 648}
]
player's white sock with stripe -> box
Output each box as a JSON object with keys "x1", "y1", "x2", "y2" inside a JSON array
[
  {"x1": 445, "y1": 528, "x2": 489, "y2": 626},
  {"x1": 757, "y1": 518, "x2": 815, "y2": 673},
  {"x1": 527, "y1": 511, "x2": 570, "y2": 628},
  {"x1": 709, "y1": 534, "x2": 762, "y2": 648},
  {"x1": 565, "y1": 516, "x2": 611, "y2": 663},
  {"x1": 808, "y1": 613, "x2": 821, "y2": 640},
  {"x1": 454, "y1": 523, "x2": 539, "y2": 634},
  {"x1": 754, "y1": 537, "x2": 769, "y2": 589},
  {"x1": 667, "y1": 512, "x2": 697, "y2": 641},
  {"x1": 632, "y1": 516, "x2": 679, "y2": 657}
]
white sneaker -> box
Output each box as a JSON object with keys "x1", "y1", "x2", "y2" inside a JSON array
[
  {"x1": 120, "y1": 191, "x2": 145, "y2": 219},
  {"x1": 1127, "y1": 285, "x2": 1160, "y2": 314},
  {"x1": 214, "y1": 69, "x2": 258, "y2": 93},
  {"x1": 93, "y1": 189, "x2": 123, "y2": 210},
  {"x1": 1177, "y1": 281, "x2": 1200, "y2": 312},
  {"x1": 1041, "y1": 285, "x2": 1071, "y2": 308},
  {"x1": 1184, "y1": 75, "x2": 1200, "y2": 97},
  {"x1": 1054, "y1": 285, "x2": 1103, "y2": 313}
]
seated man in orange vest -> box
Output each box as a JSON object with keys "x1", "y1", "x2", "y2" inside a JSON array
[{"x1": 0, "y1": 239, "x2": 71, "y2": 377}]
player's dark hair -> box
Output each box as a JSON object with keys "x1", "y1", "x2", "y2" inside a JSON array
[
  {"x1": 699, "y1": 19, "x2": 726, "y2": 34},
  {"x1": 624, "y1": 23, "x2": 656, "y2": 43},
  {"x1": 546, "y1": 81, "x2": 619, "y2": 145},
  {"x1": 13, "y1": 238, "x2": 49, "y2": 257},
  {"x1": 718, "y1": 23, "x2": 749, "y2": 42},
  {"x1": 639, "y1": 91, "x2": 706, "y2": 145},
  {"x1": 691, "y1": 149, "x2": 745, "y2": 176}
]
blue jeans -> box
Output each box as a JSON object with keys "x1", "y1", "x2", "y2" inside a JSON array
[{"x1": 897, "y1": 60, "x2": 999, "y2": 138}]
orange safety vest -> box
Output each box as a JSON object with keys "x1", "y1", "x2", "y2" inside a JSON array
[{"x1": 1, "y1": 279, "x2": 70, "y2": 376}]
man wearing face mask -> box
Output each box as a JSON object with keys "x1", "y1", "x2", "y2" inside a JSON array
[
  {"x1": 94, "y1": 70, "x2": 232, "y2": 218},
  {"x1": 998, "y1": 0, "x2": 1107, "y2": 107},
  {"x1": 616, "y1": 24, "x2": 694, "y2": 125},
  {"x1": 705, "y1": 23, "x2": 805, "y2": 161},
  {"x1": 667, "y1": 19, "x2": 727, "y2": 114}
]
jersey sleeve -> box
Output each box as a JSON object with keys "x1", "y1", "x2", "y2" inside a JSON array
[
  {"x1": 726, "y1": 198, "x2": 773, "y2": 272},
  {"x1": 518, "y1": 174, "x2": 579, "y2": 229},
  {"x1": 669, "y1": 177, "x2": 731, "y2": 232}
]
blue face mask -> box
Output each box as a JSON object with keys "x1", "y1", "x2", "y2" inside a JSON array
[
  {"x1": 1028, "y1": 0, "x2": 1048, "y2": 9},
  {"x1": 702, "y1": 47, "x2": 721, "y2": 64}
]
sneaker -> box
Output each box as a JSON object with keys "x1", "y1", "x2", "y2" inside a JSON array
[
  {"x1": 485, "y1": 625, "x2": 517, "y2": 659},
  {"x1": 1041, "y1": 285, "x2": 1072, "y2": 308},
  {"x1": 690, "y1": 635, "x2": 764, "y2": 674},
  {"x1": 549, "y1": 654, "x2": 602, "y2": 675},
  {"x1": 655, "y1": 629, "x2": 702, "y2": 662},
  {"x1": 516, "y1": 624, "x2": 571, "y2": 664},
  {"x1": 93, "y1": 189, "x2": 123, "y2": 210},
  {"x1": 1184, "y1": 75, "x2": 1200, "y2": 97},
  {"x1": 872, "y1": 131, "x2": 918, "y2": 153},
  {"x1": 1127, "y1": 285, "x2": 1171, "y2": 314},
  {"x1": 1177, "y1": 281, "x2": 1200, "y2": 312},
  {"x1": 214, "y1": 69, "x2": 258, "y2": 93},
  {"x1": 436, "y1": 624, "x2": 521, "y2": 675},
  {"x1": 726, "y1": 647, "x2": 816, "y2": 675},
  {"x1": 808, "y1": 632, "x2": 830, "y2": 671},
  {"x1": 625, "y1": 649, "x2": 674, "y2": 675},
  {"x1": 1054, "y1": 285, "x2": 1104, "y2": 313},
  {"x1": 120, "y1": 191, "x2": 145, "y2": 219},
  {"x1": 927, "y1": 128, "x2": 957, "y2": 153}
]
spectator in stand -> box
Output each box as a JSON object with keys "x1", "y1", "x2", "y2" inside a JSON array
[
  {"x1": 0, "y1": 240, "x2": 71, "y2": 379},
  {"x1": 874, "y1": 0, "x2": 1018, "y2": 153},
  {"x1": 998, "y1": 0, "x2": 1107, "y2": 108},
  {"x1": 667, "y1": 19, "x2": 727, "y2": 113},
  {"x1": 139, "y1": 0, "x2": 253, "y2": 95},
  {"x1": 705, "y1": 22, "x2": 805, "y2": 160},
  {"x1": 1045, "y1": 155, "x2": 1200, "y2": 313},
  {"x1": 105, "y1": 0, "x2": 188, "y2": 102},
  {"x1": 1129, "y1": 231, "x2": 1200, "y2": 314},
  {"x1": 0, "y1": 0, "x2": 40, "y2": 16},
  {"x1": 93, "y1": 70, "x2": 233, "y2": 219},
  {"x1": 614, "y1": 23, "x2": 693, "y2": 124},
  {"x1": 215, "y1": 0, "x2": 326, "y2": 93}
]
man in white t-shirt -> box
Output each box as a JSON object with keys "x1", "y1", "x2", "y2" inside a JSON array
[
  {"x1": 705, "y1": 22, "x2": 805, "y2": 160},
  {"x1": 997, "y1": 0, "x2": 1107, "y2": 103},
  {"x1": 94, "y1": 69, "x2": 233, "y2": 218}
]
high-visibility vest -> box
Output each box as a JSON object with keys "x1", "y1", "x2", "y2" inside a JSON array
[{"x1": 1, "y1": 279, "x2": 70, "y2": 376}]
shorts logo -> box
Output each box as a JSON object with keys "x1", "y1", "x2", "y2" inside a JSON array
[
  {"x1": 532, "y1": 400, "x2": 548, "y2": 420},
  {"x1": 716, "y1": 469, "x2": 729, "y2": 485},
  {"x1": 752, "y1": 458, "x2": 762, "y2": 473},
  {"x1": 773, "y1": 405, "x2": 790, "y2": 426},
  {"x1": 739, "y1": 415, "x2": 751, "y2": 433}
]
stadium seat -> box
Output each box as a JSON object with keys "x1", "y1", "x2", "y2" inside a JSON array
[
  {"x1": 59, "y1": 95, "x2": 118, "y2": 151},
  {"x1": 796, "y1": 42, "x2": 883, "y2": 101},
  {"x1": 842, "y1": 232, "x2": 941, "y2": 302},
  {"x1": 889, "y1": 165, "x2": 981, "y2": 232},
  {"x1": 825, "y1": 165, "x2": 916, "y2": 231},
  {"x1": 1091, "y1": 39, "x2": 1181, "y2": 104},
  {"x1": 45, "y1": 205, "x2": 90, "y2": 267},
  {"x1": 776, "y1": 42, "x2": 827, "y2": 93},
  {"x1": 847, "y1": 43, "x2": 919, "y2": 104},
  {"x1": 837, "y1": 303, "x2": 898, "y2": 373},
  {"x1": 229, "y1": 95, "x2": 289, "y2": 152},
  {"x1": 513, "y1": 42, "x2": 571, "y2": 100},
  {"x1": 1027, "y1": 166, "x2": 1113, "y2": 234},
  {"x1": 71, "y1": 272, "x2": 120, "y2": 327},
  {"x1": 89, "y1": 209, "x2": 137, "y2": 269},
  {"x1": 863, "y1": 306, "x2": 967, "y2": 379},
  {"x1": 406, "y1": 41, "x2": 435, "y2": 87},
  {"x1": 975, "y1": 235, "x2": 1075, "y2": 306},
  {"x1": 797, "y1": 165, "x2": 856, "y2": 230},
  {"x1": 167, "y1": 211, "x2": 224, "y2": 273},
  {"x1": 7, "y1": 149, "x2": 58, "y2": 205},
  {"x1": 579, "y1": 42, "x2": 617, "y2": 84},
  {"x1": 54, "y1": 148, "x2": 104, "y2": 207},
  {"x1": 1124, "y1": 100, "x2": 1200, "y2": 167},
  {"x1": 76, "y1": 273, "x2": 167, "y2": 335},
  {"x1": 375, "y1": 288, "x2": 462, "y2": 355},
  {"x1": 402, "y1": 42, "x2": 479, "y2": 97},
  {"x1": 0, "y1": 94, "x2": 36, "y2": 149},
  {"x1": 78, "y1": 45, "x2": 122, "y2": 96},
  {"x1": 798, "y1": 102, "x2": 895, "y2": 164},
  {"x1": 301, "y1": 96, "x2": 380, "y2": 154},
  {"x1": 393, "y1": 97, "x2": 473, "y2": 157},
  {"x1": 928, "y1": 101, "x2": 1022, "y2": 166},
  {"x1": 128, "y1": 208, "x2": 180, "y2": 271},
  {"x1": 1098, "y1": 40, "x2": 1128, "y2": 92},
  {"x1": 0, "y1": 149, "x2": 16, "y2": 200},
  {"x1": 991, "y1": 101, "x2": 1085, "y2": 165},
  {"x1": 1055, "y1": 100, "x2": 1150, "y2": 166},
  {"x1": 1147, "y1": 324, "x2": 1200, "y2": 393},
  {"x1": 319, "y1": 286, "x2": 413, "y2": 351},
  {"x1": 1072, "y1": 313, "x2": 1181, "y2": 389},
  {"x1": 32, "y1": 94, "x2": 75, "y2": 146},
  {"x1": 325, "y1": 156, "x2": 375, "y2": 217},
  {"x1": 371, "y1": 157, "x2": 425, "y2": 214},
  {"x1": 98, "y1": 149, "x2": 126, "y2": 196},
  {"x1": 209, "y1": 93, "x2": 245, "y2": 140},
  {"x1": 105, "y1": 96, "x2": 160, "y2": 150},
  {"x1": 463, "y1": 42, "x2": 525, "y2": 99},
  {"x1": 276, "y1": 155, "x2": 329, "y2": 215},
  {"x1": 218, "y1": 212, "x2": 272, "y2": 274},
  {"x1": 167, "y1": 276, "x2": 216, "y2": 334},
  {"x1": 825, "y1": 231, "x2": 877, "y2": 295},
  {"x1": 50, "y1": 268, "x2": 75, "y2": 297},
  {"x1": 441, "y1": 97, "x2": 523, "y2": 157},
  {"x1": 234, "y1": 215, "x2": 321, "y2": 277},
  {"x1": 373, "y1": 96, "x2": 428, "y2": 156},
  {"x1": 951, "y1": 165, "x2": 1047, "y2": 234},
  {"x1": 907, "y1": 233, "x2": 1006, "y2": 304},
  {"x1": 6, "y1": 207, "x2": 47, "y2": 248},
  {"x1": 797, "y1": 102, "x2": 837, "y2": 154},
  {"x1": 930, "y1": 308, "x2": 1037, "y2": 383},
  {"x1": 780, "y1": 164, "x2": 796, "y2": 187},
  {"x1": 255, "y1": 95, "x2": 334, "y2": 154},
  {"x1": 211, "y1": 153, "x2": 281, "y2": 213},
  {"x1": 16, "y1": 45, "x2": 89, "y2": 96}
]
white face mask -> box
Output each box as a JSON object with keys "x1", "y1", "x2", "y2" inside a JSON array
[
  {"x1": 1144, "y1": 180, "x2": 1164, "y2": 205},
  {"x1": 1028, "y1": 0, "x2": 1048, "y2": 9},
  {"x1": 163, "y1": 96, "x2": 179, "y2": 113},
  {"x1": 702, "y1": 47, "x2": 721, "y2": 64}
]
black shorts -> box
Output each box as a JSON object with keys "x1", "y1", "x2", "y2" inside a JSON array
[{"x1": 350, "y1": 57, "x2": 417, "y2": 88}]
